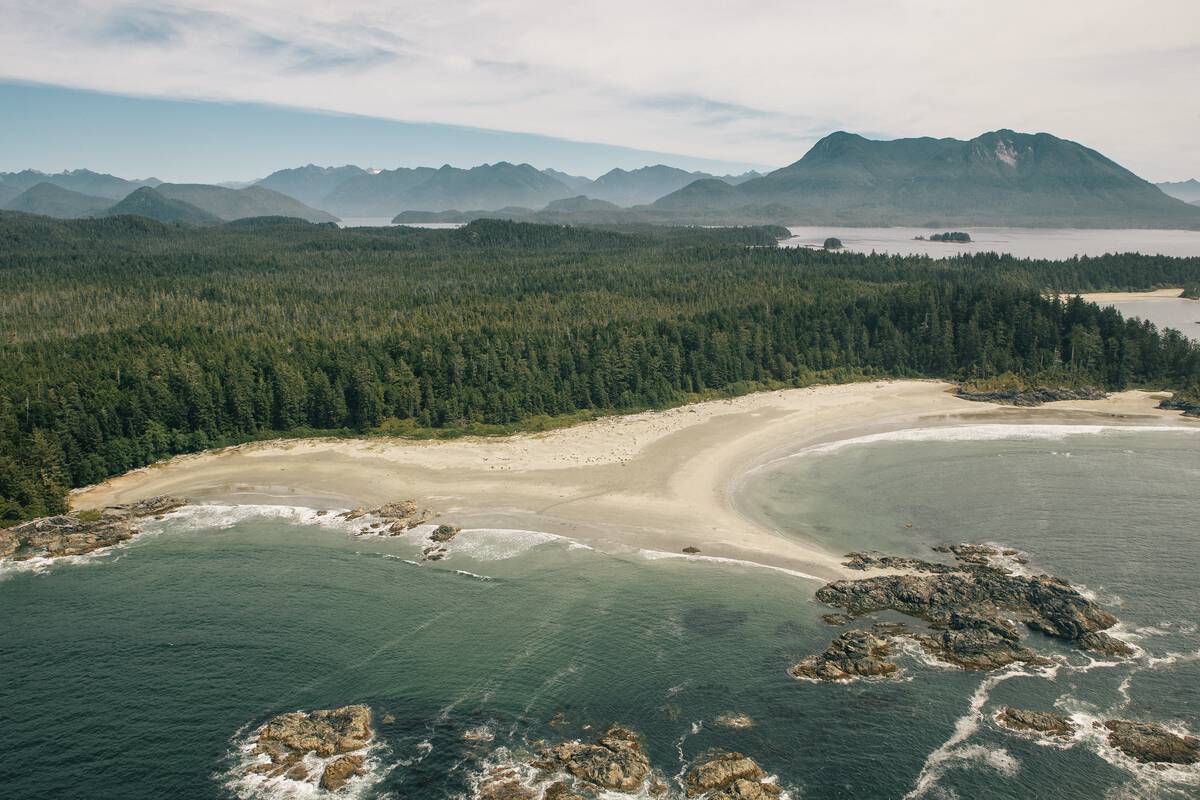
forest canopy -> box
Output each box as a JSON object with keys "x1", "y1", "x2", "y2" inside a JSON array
[{"x1": 2, "y1": 212, "x2": 1199, "y2": 524}]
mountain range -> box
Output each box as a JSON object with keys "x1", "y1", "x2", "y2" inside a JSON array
[
  {"x1": 257, "y1": 162, "x2": 763, "y2": 217},
  {"x1": 4, "y1": 130, "x2": 1198, "y2": 228},
  {"x1": 0, "y1": 172, "x2": 337, "y2": 224},
  {"x1": 649, "y1": 130, "x2": 1200, "y2": 228}
]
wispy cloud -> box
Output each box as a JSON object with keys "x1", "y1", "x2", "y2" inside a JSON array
[{"x1": 1, "y1": 0, "x2": 1197, "y2": 178}]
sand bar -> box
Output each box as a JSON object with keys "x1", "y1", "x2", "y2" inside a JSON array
[{"x1": 72, "y1": 381, "x2": 1195, "y2": 580}]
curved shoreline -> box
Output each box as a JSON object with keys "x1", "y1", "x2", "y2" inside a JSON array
[{"x1": 70, "y1": 381, "x2": 1195, "y2": 580}]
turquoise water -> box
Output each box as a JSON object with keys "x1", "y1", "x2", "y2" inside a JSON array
[{"x1": 2, "y1": 426, "x2": 1199, "y2": 798}]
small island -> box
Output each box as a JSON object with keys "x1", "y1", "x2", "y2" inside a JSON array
[
  {"x1": 1183, "y1": 284, "x2": 1199, "y2": 300},
  {"x1": 915, "y1": 231, "x2": 972, "y2": 243},
  {"x1": 823, "y1": 236, "x2": 843, "y2": 250}
]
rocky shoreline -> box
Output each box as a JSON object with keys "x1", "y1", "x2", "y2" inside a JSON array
[
  {"x1": 955, "y1": 385, "x2": 1107, "y2": 406},
  {"x1": 794, "y1": 543, "x2": 1131, "y2": 681},
  {"x1": 0, "y1": 496, "x2": 185, "y2": 562}
]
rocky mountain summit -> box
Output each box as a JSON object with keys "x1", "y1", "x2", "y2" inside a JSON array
[
  {"x1": 794, "y1": 543, "x2": 1130, "y2": 681},
  {"x1": 0, "y1": 496, "x2": 185, "y2": 561},
  {"x1": 243, "y1": 705, "x2": 375, "y2": 791}
]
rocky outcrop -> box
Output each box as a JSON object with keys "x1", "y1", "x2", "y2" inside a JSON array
[
  {"x1": 817, "y1": 549, "x2": 1128, "y2": 654},
  {"x1": 247, "y1": 705, "x2": 374, "y2": 788},
  {"x1": 956, "y1": 385, "x2": 1107, "y2": 406},
  {"x1": 682, "y1": 546, "x2": 702, "y2": 554},
  {"x1": 0, "y1": 496, "x2": 186, "y2": 561},
  {"x1": 683, "y1": 752, "x2": 782, "y2": 799},
  {"x1": 914, "y1": 611, "x2": 1049, "y2": 670},
  {"x1": 543, "y1": 724, "x2": 656, "y2": 793},
  {"x1": 996, "y1": 707, "x2": 1076, "y2": 738},
  {"x1": 340, "y1": 499, "x2": 432, "y2": 531},
  {"x1": 796, "y1": 544, "x2": 1130, "y2": 682},
  {"x1": 1104, "y1": 720, "x2": 1200, "y2": 764},
  {"x1": 430, "y1": 524, "x2": 461, "y2": 542},
  {"x1": 789, "y1": 629, "x2": 899, "y2": 682},
  {"x1": 1158, "y1": 395, "x2": 1200, "y2": 418}
]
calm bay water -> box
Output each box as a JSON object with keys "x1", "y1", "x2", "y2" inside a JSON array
[
  {"x1": 1091, "y1": 298, "x2": 1200, "y2": 342},
  {"x1": 783, "y1": 226, "x2": 1200, "y2": 259},
  {"x1": 2, "y1": 427, "x2": 1198, "y2": 798}
]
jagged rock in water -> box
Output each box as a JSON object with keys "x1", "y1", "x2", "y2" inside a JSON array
[
  {"x1": 544, "y1": 782, "x2": 587, "y2": 800},
  {"x1": 429, "y1": 524, "x2": 461, "y2": 542},
  {"x1": 789, "y1": 629, "x2": 898, "y2": 682},
  {"x1": 844, "y1": 551, "x2": 953, "y2": 573},
  {"x1": 914, "y1": 611, "x2": 1049, "y2": 670},
  {"x1": 821, "y1": 613, "x2": 853, "y2": 625},
  {"x1": 475, "y1": 764, "x2": 537, "y2": 800},
  {"x1": 817, "y1": 556, "x2": 1121, "y2": 652},
  {"x1": 543, "y1": 724, "x2": 655, "y2": 793},
  {"x1": 320, "y1": 755, "x2": 365, "y2": 791},
  {"x1": 996, "y1": 707, "x2": 1076, "y2": 738},
  {"x1": 1, "y1": 496, "x2": 186, "y2": 560},
  {"x1": 682, "y1": 546, "x2": 702, "y2": 554},
  {"x1": 248, "y1": 705, "x2": 373, "y2": 786},
  {"x1": 1104, "y1": 720, "x2": 1200, "y2": 764},
  {"x1": 1077, "y1": 630, "x2": 1135, "y2": 657},
  {"x1": 683, "y1": 751, "x2": 781, "y2": 798}
]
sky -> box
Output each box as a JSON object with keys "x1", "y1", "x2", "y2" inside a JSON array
[{"x1": 1, "y1": 0, "x2": 1198, "y2": 182}]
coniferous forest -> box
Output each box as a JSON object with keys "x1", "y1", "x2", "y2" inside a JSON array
[{"x1": 2, "y1": 212, "x2": 1199, "y2": 524}]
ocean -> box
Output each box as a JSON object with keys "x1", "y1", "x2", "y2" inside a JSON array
[{"x1": 1, "y1": 427, "x2": 1198, "y2": 799}]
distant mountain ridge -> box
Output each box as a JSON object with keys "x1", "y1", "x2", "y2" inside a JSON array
[
  {"x1": 100, "y1": 187, "x2": 222, "y2": 225},
  {"x1": 1157, "y1": 179, "x2": 1200, "y2": 205},
  {"x1": 6, "y1": 183, "x2": 113, "y2": 218},
  {"x1": 0, "y1": 168, "x2": 160, "y2": 203},
  {"x1": 255, "y1": 162, "x2": 765, "y2": 216},
  {"x1": 152, "y1": 183, "x2": 338, "y2": 223},
  {"x1": 652, "y1": 130, "x2": 1200, "y2": 228}
]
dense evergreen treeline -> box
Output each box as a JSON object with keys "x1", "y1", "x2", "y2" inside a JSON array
[{"x1": 2, "y1": 212, "x2": 1198, "y2": 523}]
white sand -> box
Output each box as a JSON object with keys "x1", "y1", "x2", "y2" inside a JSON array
[
  {"x1": 72, "y1": 381, "x2": 1194, "y2": 580},
  {"x1": 1077, "y1": 288, "x2": 1187, "y2": 303}
]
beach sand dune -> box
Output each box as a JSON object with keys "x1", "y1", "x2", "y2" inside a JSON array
[{"x1": 72, "y1": 381, "x2": 1191, "y2": 580}]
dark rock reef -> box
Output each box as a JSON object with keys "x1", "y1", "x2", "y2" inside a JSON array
[
  {"x1": 246, "y1": 704, "x2": 374, "y2": 790},
  {"x1": 0, "y1": 496, "x2": 186, "y2": 560},
  {"x1": 1103, "y1": 720, "x2": 1200, "y2": 765},
  {"x1": 995, "y1": 707, "x2": 1076, "y2": 738},
  {"x1": 790, "y1": 629, "x2": 899, "y2": 681},
  {"x1": 795, "y1": 543, "x2": 1131, "y2": 681}
]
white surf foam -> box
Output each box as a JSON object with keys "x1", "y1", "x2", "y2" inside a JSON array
[
  {"x1": 222, "y1": 719, "x2": 388, "y2": 800},
  {"x1": 905, "y1": 663, "x2": 1057, "y2": 799},
  {"x1": 636, "y1": 548, "x2": 825, "y2": 582}
]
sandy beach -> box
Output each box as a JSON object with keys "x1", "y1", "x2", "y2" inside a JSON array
[
  {"x1": 72, "y1": 381, "x2": 1195, "y2": 581},
  {"x1": 1077, "y1": 288, "x2": 1187, "y2": 304}
]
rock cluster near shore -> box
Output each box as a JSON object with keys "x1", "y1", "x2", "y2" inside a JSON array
[
  {"x1": 955, "y1": 385, "x2": 1107, "y2": 406},
  {"x1": 339, "y1": 499, "x2": 431, "y2": 531},
  {"x1": 995, "y1": 708, "x2": 1199, "y2": 765},
  {"x1": 996, "y1": 707, "x2": 1076, "y2": 738},
  {"x1": 0, "y1": 496, "x2": 186, "y2": 561},
  {"x1": 244, "y1": 705, "x2": 374, "y2": 791},
  {"x1": 794, "y1": 543, "x2": 1131, "y2": 681},
  {"x1": 1103, "y1": 720, "x2": 1200, "y2": 765},
  {"x1": 473, "y1": 725, "x2": 785, "y2": 799}
]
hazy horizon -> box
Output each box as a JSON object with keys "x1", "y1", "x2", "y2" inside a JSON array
[{"x1": 2, "y1": 1, "x2": 1198, "y2": 183}]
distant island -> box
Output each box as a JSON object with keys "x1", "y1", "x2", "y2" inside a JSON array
[
  {"x1": 916, "y1": 231, "x2": 972, "y2": 243},
  {"x1": 823, "y1": 236, "x2": 843, "y2": 249},
  {"x1": 1184, "y1": 285, "x2": 1200, "y2": 300}
]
